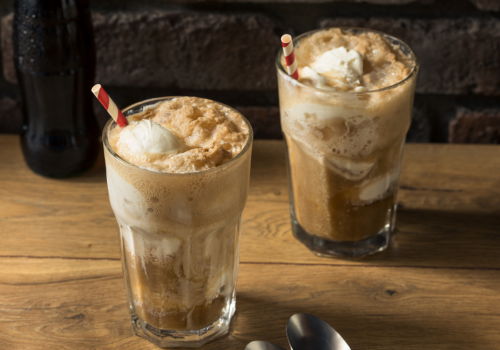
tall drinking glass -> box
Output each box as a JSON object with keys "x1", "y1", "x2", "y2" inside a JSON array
[
  {"x1": 103, "y1": 97, "x2": 253, "y2": 347},
  {"x1": 277, "y1": 28, "x2": 419, "y2": 258}
]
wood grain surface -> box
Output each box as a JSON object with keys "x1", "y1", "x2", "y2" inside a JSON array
[{"x1": 1, "y1": 135, "x2": 499, "y2": 349}]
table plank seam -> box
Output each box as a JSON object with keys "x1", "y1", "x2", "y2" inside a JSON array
[
  {"x1": 240, "y1": 261, "x2": 500, "y2": 271},
  {"x1": 399, "y1": 185, "x2": 464, "y2": 193},
  {"x1": 3, "y1": 256, "x2": 498, "y2": 271},
  {"x1": 0, "y1": 255, "x2": 120, "y2": 261},
  {"x1": 0, "y1": 275, "x2": 122, "y2": 286}
]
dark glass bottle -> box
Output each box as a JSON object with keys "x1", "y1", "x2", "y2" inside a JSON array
[{"x1": 13, "y1": 0, "x2": 99, "y2": 178}]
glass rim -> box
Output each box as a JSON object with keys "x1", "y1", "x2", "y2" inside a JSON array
[
  {"x1": 102, "y1": 96, "x2": 254, "y2": 177},
  {"x1": 275, "y1": 27, "x2": 420, "y2": 95}
]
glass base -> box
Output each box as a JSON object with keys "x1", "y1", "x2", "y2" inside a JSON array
[
  {"x1": 292, "y1": 217, "x2": 391, "y2": 259},
  {"x1": 130, "y1": 299, "x2": 236, "y2": 348}
]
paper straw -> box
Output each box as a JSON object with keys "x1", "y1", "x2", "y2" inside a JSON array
[
  {"x1": 281, "y1": 34, "x2": 299, "y2": 80},
  {"x1": 91, "y1": 84, "x2": 128, "y2": 127}
]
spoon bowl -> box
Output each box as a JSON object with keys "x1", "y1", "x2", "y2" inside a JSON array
[
  {"x1": 286, "y1": 313, "x2": 351, "y2": 350},
  {"x1": 245, "y1": 340, "x2": 287, "y2": 350}
]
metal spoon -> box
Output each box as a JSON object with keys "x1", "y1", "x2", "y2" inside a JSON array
[
  {"x1": 286, "y1": 313, "x2": 351, "y2": 350},
  {"x1": 246, "y1": 340, "x2": 287, "y2": 350}
]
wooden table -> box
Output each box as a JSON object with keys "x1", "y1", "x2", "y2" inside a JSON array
[{"x1": 1, "y1": 134, "x2": 499, "y2": 349}]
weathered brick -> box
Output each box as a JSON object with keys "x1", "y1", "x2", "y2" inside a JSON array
[
  {"x1": 2, "y1": 11, "x2": 285, "y2": 90},
  {"x1": 449, "y1": 108, "x2": 500, "y2": 143},
  {"x1": 235, "y1": 106, "x2": 281, "y2": 139},
  {"x1": 469, "y1": 0, "x2": 500, "y2": 11},
  {"x1": 0, "y1": 96, "x2": 22, "y2": 133},
  {"x1": 1, "y1": 13, "x2": 16, "y2": 84},
  {"x1": 321, "y1": 18, "x2": 500, "y2": 95},
  {"x1": 93, "y1": 12, "x2": 285, "y2": 90}
]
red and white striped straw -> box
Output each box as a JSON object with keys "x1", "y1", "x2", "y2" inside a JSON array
[
  {"x1": 91, "y1": 84, "x2": 128, "y2": 127},
  {"x1": 281, "y1": 34, "x2": 299, "y2": 80}
]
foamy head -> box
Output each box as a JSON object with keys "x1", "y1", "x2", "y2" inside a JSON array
[
  {"x1": 109, "y1": 97, "x2": 250, "y2": 174},
  {"x1": 283, "y1": 28, "x2": 414, "y2": 92}
]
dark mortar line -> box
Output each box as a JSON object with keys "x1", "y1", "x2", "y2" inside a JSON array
[
  {"x1": 89, "y1": 0, "x2": 491, "y2": 20},
  {"x1": 3, "y1": 87, "x2": 500, "y2": 109},
  {"x1": 240, "y1": 261, "x2": 500, "y2": 271}
]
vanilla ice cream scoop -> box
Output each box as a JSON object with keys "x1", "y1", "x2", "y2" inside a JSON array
[
  {"x1": 312, "y1": 46, "x2": 364, "y2": 84},
  {"x1": 117, "y1": 119, "x2": 184, "y2": 156}
]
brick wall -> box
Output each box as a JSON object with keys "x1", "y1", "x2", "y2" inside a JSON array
[{"x1": 0, "y1": 0, "x2": 499, "y2": 143}]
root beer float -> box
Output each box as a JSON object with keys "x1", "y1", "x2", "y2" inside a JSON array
[
  {"x1": 99, "y1": 94, "x2": 252, "y2": 347},
  {"x1": 277, "y1": 28, "x2": 419, "y2": 258}
]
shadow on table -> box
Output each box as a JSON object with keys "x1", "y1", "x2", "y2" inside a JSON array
[
  {"x1": 362, "y1": 208, "x2": 500, "y2": 268},
  {"x1": 234, "y1": 293, "x2": 484, "y2": 350}
]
